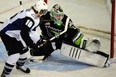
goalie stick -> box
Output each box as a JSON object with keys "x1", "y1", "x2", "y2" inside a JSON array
[
  {"x1": 28, "y1": 17, "x2": 70, "y2": 62},
  {"x1": 38, "y1": 17, "x2": 70, "y2": 47},
  {"x1": 28, "y1": 17, "x2": 110, "y2": 68},
  {"x1": 40, "y1": 21, "x2": 110, "y2": 67},
  {"x1": 50, "y1": 17, "x2": 69, "y2": 41}
]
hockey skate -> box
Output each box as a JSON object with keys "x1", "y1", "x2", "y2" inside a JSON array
[
  {"x1": 16, "y1": 65, "x2": 30, "y2": 73},
  {"x1": 1, "y1": 73, "x2": 9, "y2": 77}
]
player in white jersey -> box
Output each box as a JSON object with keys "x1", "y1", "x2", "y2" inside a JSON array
[{"x1": 0, "y1": 0, "x2": 48, "y2": 77}]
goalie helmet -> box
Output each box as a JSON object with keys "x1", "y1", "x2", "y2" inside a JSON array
[
  {"x1": 50, "y1": 4, "x2": 64, "y2": 26},
  {"x1": 33, "y1": 0, "x2": 48, "y2": 15}
]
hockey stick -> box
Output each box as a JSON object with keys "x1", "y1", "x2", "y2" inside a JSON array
[
  {"x1": 19, "y1": 0, "x2": 23, "y2": 10},
  {"x1": 0, "y1": 21, "x2": 4, "y2": 24},
  {"x1": 38, "y1": 17, "x2": 70, "y2": 47},
  {"x1": 28, "y1": 17, "x2": 69, "y2": 62},
  {"x1": 50, "y1": 17, "x2": 69, "y2": 41}
]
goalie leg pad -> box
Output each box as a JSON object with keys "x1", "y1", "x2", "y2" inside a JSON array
[{"x1": 61, "y1": 43, "x2": 110, "y2": 67}]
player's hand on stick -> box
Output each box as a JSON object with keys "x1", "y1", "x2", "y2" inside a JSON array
[{"x1": 36, "y1": 35, "x2": 49, "y2": 47}]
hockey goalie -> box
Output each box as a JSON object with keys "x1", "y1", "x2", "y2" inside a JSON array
[
  {"x1": 30, "y1": 4, "x2": 110, "y2": 68},
  {"x1": 30, "y1": 34, "x2": 110, "y2": 68}
]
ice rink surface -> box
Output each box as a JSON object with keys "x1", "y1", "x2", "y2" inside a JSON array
[{"x1": 0, "y1": 0, "x2": 116, "y2": 77}]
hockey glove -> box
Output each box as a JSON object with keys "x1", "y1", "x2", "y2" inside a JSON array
[
  {"x1": 36, "y1": 35, "x2": 49, "y2": 47},
  {"x1": 29, "y1": 41, "x2": 41, "y2": 55}
]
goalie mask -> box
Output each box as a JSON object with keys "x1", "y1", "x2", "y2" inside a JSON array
[{"x1": 50, "y1": 4, "x2": 64, "y2": 26}]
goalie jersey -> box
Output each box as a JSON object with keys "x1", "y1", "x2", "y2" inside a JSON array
[{"x1": 40, "y1": 12, "x2": 82, "y2": 49}]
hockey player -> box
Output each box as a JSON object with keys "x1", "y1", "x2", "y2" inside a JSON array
[
  {"x1": 38, "y1": 4, "x2": 86, "y2": 57},
  {"x1": 0, "y1": 0, "x2": 48, "y2": 77},
  {"x1": 38, "y1": 4, "x2": 110, "y2": 67}
]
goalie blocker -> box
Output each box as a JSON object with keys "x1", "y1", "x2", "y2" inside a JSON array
[{"x1": 61, "y1": 43, "x2": 110, "y2": 67}]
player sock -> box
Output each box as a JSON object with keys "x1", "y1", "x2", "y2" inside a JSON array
[{"x1": 1, "y1": 62, "x2": 14, "y2": 77}]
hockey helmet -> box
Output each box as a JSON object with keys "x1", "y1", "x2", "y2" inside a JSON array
[
  {"x1": 50, "y1": 4, "x2": 64, "y2": 26},
  {"x1": 33, "y1": 0, "x2": 48, "y2": 15}
]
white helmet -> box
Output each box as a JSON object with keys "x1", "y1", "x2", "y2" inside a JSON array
[{"x1": 33, "y1": 0, "x2": 48, "y2": 15}]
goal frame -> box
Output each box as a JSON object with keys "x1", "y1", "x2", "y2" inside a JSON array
[
  {"x1": 44, "y1": 0, "x2": 48, "y2": 3},
  {"x1": 110, "y1": 0, "x2": 115, "y2": 58}
]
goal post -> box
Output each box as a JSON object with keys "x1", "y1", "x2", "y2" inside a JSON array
[
  {"x1": 44, "y1": 0, "x2": 48, "y2": 4},
  {"x1": 110, "y1": 0, "x2": 115, "y2": 58}
]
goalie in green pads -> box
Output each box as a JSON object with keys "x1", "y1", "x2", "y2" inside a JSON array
[{"x1": 32, "y1": 4, "x2": 110, "y2": 67}]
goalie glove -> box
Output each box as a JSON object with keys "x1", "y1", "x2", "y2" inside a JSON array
[
  {"x1": 86, "y1": 38, "x2": 101, "y2": 52},
  {"x1": 77, "y1": 37, "x2": 101, "y2": 52}
]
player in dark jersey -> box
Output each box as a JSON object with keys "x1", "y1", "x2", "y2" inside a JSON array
[
  {"x1": 35, "y1": 4, "x2": 108, "y2": 68},
  {"x1": 38, "y1": 4, "x2": 87, "y2": 60},
  {"x1": 0, "y1": 0, "x2": 48, "y2": 77}
]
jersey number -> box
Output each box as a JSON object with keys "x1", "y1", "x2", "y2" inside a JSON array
[{"x1": 25, "y1": 20, "x2": 33, "y2": 28}]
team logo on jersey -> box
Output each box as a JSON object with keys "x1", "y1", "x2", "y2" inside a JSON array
[{"x1": 44, "y1": 22, "x2": 62, "y2": 35}]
